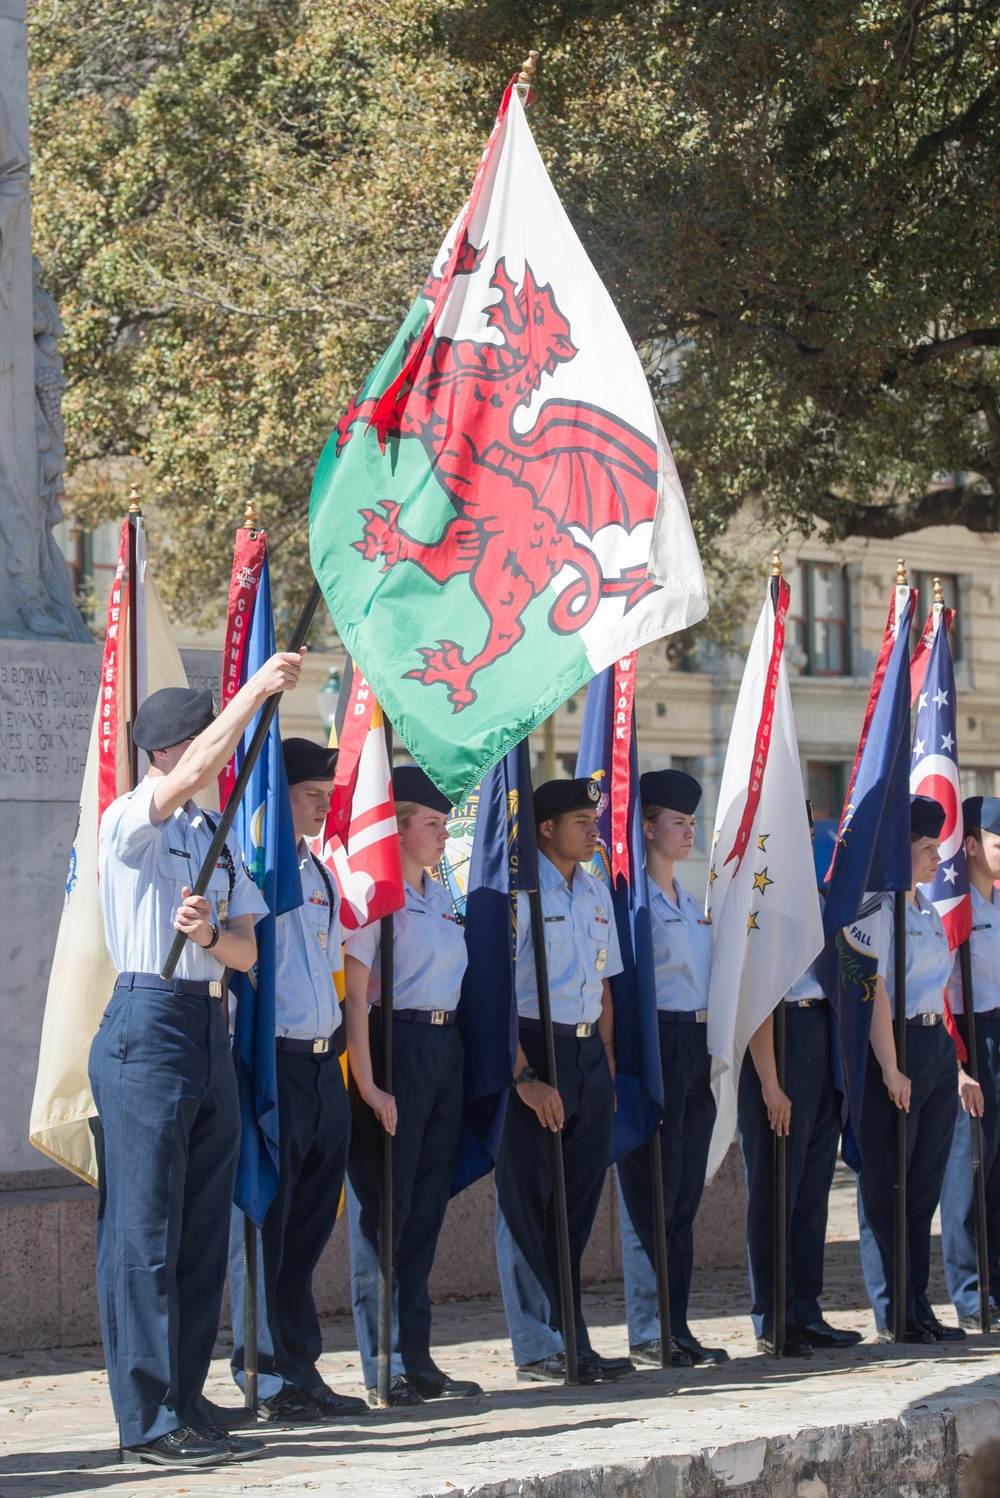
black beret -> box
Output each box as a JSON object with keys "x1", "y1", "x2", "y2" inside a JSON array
[
  {"x1": 910, "y1": 794, "x2": 946, "y2": 839},
  {"x1": 963, "y1": 796, "x2": 1000, "y2": 837},
  {"x1": 392, "y1": 764, "x2": 452, "y2": 814},
  {"x1": 133, "y1": 687, "x2": 215, "y2": 752},
  {"x1": 534, "y1": 776, "x2": 601, "y2": 824},
  {"x1": 639, "y1": 769, "x2": 702, "y2": 815},
  {"x1": 282, "y1": 737, "x2": 338, "y2": 786}
]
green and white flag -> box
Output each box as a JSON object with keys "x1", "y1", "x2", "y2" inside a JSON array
[{"x1": 310, "y1": 76, "x2": 707, "y2": 803}]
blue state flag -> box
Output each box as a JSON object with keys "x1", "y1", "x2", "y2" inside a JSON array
[
  {"x1": 452, "y1": 747, "x2": 526, "y2": 1193},
  {"x1": 822, "y1": 590, "x2": 914, "y2": 1165},
  {"x1": 575, "y1": 664, "x2": 663, "y2": 1160},
  {"x1": 230, "y1": 552, "x2": 302, "y2": 1226}
]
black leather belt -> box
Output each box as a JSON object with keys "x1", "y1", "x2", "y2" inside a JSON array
[
  {"x1": 785, "y1": 998, "x2": 826, "y2": 1009},
  {"x1": 371, "y1": 1007, "x2": 457, "y2": 1026},
  {"x1": 658, "y1": 1009, "x2": 708, "y2": 1024},
  {"x1": 116, "y1": 972, "x2": 223, "y2": 999},
  {"x1": 276, "y1": 1035, "x2": 339, "y2": 1055},
  {"x1": 520, "y1": 1018, "x2": 597, "y2": 1038}
]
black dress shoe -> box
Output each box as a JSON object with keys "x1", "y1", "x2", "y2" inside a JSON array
[
  {"x1": 959, "y1": 1305, "x2": 1000, "y2": 1332},
  {"x1": 756, "y1": 1326, "x2": 813, "y2": 1358},
  {"x1": 122, "y1": 1426, "x2": 231, "y2": 1467},
  {"x1": 876, "y1": 1321, "x2": 935, "y2": 1344},
  {"x1": 257, "y1": 1386, "x2": 322, "y2": 1424},
  {"x1": 799, "y1": 1319, "x2": 864, "y2": 1349},
  {"x1": 673, "y1": 1333, "x2": 729, "y2": 1366},
  {"x1": 199, "y1": 1423, "x2": 267, "y2": 1462},
  {"x1": 365, "y1": 1374, "x2": 424, "y2": 1407},
  {"x1": 579, "y1": 1350, "x2": 635, "y2": 1381},
  {"x1": 515, "y1": 1353, "x2": 599, "y2": 1384},
  {"x1": 406, "y1": 1366, "x2": 484, "y2": 1400},
  {"x1": 919, "y1": 1316, "x2": 967, "y2": 1343},
  {"x1": 201, "y1": 1399, "x2": 258, "y2": 1430},
  {"x1": 629, "y1": 1338, "x2": 693, "y2": 1368},
  {"x1": 302, "y1": 1384, "x2": 369, "y2": 1418}
]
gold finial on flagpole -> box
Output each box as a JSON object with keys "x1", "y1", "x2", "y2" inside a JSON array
[
  {"x1": 771, "y1": 550, "x2": 782, "y2": 577},
  {"x1": 515, "y1": 50, "x2": 540, "y2": 101},
  {"x1": 127, "y1": 482, "x2": 142, "y2": 514},
  {"x1": 933, "y1": 576, "x2": 944, "y2": 604},
  {"x1": 895, "y1": 558, "x2": 908, "y2": 586},
  {"x1": 244, "y1": 498, "x2": 258, "y2": 536}
]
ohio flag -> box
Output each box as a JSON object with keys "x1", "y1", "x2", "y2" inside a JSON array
[{"x1": 310, "y1": 77, "x2": 706, "y2": 804}]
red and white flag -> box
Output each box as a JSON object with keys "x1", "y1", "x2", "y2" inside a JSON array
[
  {"x1": 219, "y1": 526, "x2": 266, "y2": 806},
  {"x1": 311, "y1": 667, "x2": 405, "y2": 931},
  {"x1": 705, "y1": 579, "x2": 824, "y2": 1172},
  {"x1": 31, "y1": 518, "x2": 189, "y2": 1183}
]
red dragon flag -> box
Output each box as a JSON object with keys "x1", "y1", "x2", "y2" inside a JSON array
[
  {"x1": 310, "y1": 76, "x2": 707, "y2": 803},
  {"x1": 703, "y1": 576, "x2": 824, "y2": 1176}
]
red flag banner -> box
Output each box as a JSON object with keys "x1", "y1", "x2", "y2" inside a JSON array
[
  {"x1": 97, "y1": 520, "x2": 130, "y2": 828},
  {"x1": 219, "y1": 528, "x2": 266, "y2": 807},
  {"x1": 610, "y1": 653, "x2": 636, "y2": 885},
  {"x1": 724, "y1": 577, "x2": 790, "y2": 872}
]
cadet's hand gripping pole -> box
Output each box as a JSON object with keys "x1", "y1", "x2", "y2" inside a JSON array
[
  {"x1": 958, "y1": 939, "x2": 992, "y2": 1333},
  {"x1": 892, "y1": 888, "x2": 908, "y2": 1343},
  {"x1": 159, "y1": 581, "x2": 322, "y2": 980},
  {"x1": 517, "y1": 739, "x2": 579, "y2": 1384}
]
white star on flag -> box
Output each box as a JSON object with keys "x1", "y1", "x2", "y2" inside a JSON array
[
  {"x1": 941, "y1": 731, "x2": 955, "y2": 752},
  {"x1": 913, "y1": 737, "x2": 926, "y2": 757},
  {"x1": 910, "y1": 608, "x2": 970, "y2": 952},
  {"x1": 942, "y1": 864, "x2": 958, "y2": 884},
  {"x1": 919, "y1": 693, "x2": 928, "y2": 709},
  {"x1": 933, "y1": 687, "x2": 949, "y2": 708}
]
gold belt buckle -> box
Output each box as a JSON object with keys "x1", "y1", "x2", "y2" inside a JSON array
[
  {"x1": 695, "y1": 1009, "x2": 708, "y2": 1023},
  {"x1": 430, "y1": 1010, "x2": 448, "y2": 1026},
  {"x1": 312, "y1": 1037, "x2": 331, "y2": 1054},
  {"x1": 208, "y1": 981, "x2": 223, "y2": 999},
  {"x1": 575, "y1": 1022, "x2": 592, "y2": 1038}
]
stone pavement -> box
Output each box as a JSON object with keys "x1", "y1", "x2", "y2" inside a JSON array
[{"x1": 2, "y1": 1168, "x2": 1000, "y2": 1498}]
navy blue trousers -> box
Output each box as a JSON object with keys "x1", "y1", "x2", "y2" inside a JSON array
[
  {"x1": 495, "y1": 1028, "x2": 615, "y2": 1366},
  {"x1": 615, "y1": 1018, "x2": 716, "y2": 1345},
  {"x1": 738, "y1": 1004, "x2": 841, "y2": 1337},
  {"x1": 858, "y1": 1024, "x2": 958, "y2": 1329},
  {"x1": 229, "y1": 1048, "x2": 351, "y2": 1398},
  {"x1": 941, "y1": 1012, "x2": 1000, "y2": 1319},
  {"x1": 346, "y1": 1017, "x2": 463, "y2": 1389},
  {"x1": 89, "y1": 983, "x2": 239, "y2": 1449}
]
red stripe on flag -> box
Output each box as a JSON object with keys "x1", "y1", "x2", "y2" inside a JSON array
[
  {"x1": 724, "y1": 578, "x2": 790, "y2": 873},
  {"x1": 910, "y1": 606, "x2": 955, "y2": 706},
  {"x1": 218, "y1": 528, "x2": 266, "y2": 807},
  {"x1": 97, "y1": 520, "x2": 129, "y2": 830},
  {"x1": 610, "y1": 654, "x2": 636, "y2": 885},
  {"x1": 325, "y1": 672, "x2": 376, "y2": 844}
]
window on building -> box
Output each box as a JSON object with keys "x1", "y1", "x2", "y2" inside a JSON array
[
  {"x1": 807, "y1": 761, "x2": 847, "y2": 821},
  {"x1": 787, "y1": 563, "x2": 850, "y2": 676},
  {"x1": 912, "y1": 572, "x2": 962, "y2": 662}
]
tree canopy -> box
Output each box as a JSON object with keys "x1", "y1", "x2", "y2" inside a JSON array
[{"x1": 28, "y1": 0, "x2": 1000, "y2": 628}]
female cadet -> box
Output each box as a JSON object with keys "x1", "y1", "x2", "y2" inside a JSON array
[
  {"x1": 738, "y1": 802, "x2": 862, "y2": 1357},
  {"x1": 343, "y1": 765, "x2": 483, "y2": 1406},
  {"x1": 858, "y1": 794, "x2": 983, "y2": 1342},
  {"x1": 616, "y1": 769, "x2": 728, "y2": 1368}
]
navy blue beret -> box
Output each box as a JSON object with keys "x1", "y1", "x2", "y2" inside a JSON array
[
  {"x1": 910, "y1": 795, "x2": 946, "y2": 839},
  {"x1": 392, "y1": 764, "x2": 451, "y2": 814},
  {"x1": 283, "y1": 737, "x2": 338, "y2": 786},
  {"x1": 133, "y1": 686, "x2": 215, "y2": 752},
  {"x1": 639, "y1": 769, "x2": 702, "y2": 815},
  {"x1": 534, "y1": 776, "x2": 601, "y2": 824},
  {"x1": 963, "y1": 796, "x2": 1000, "y2": 837}
]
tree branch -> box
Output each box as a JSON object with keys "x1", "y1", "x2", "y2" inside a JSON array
[{"x1": 828, "y1": 486, "x2": 1000, "y2": 539}]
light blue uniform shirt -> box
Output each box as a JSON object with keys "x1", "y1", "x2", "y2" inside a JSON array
[
  {"x1": 98, "y1": 776, "x2": 266, "y2": 981},
  {"x1": 648, "y1": 878, "x2": 713, "y2": 1013},
  {"x1": 948, "y1": 884, "x2": 1000, "y2": 1015},
  {"x1": 515, "y1": 854, "x2": 623, "y2": 1025},
  {"x1": 784, "y1": 958, "x2": 826, "y2": 1004},
  {"x1": 275, "y1": 842, "x2": 342, "y2": 1040},
  {"x1": 345, "y1": 873, "x2": 467, "y2": 1010},
  {"x1": 876, "y1": 889, "x2": 954, "y2": 1019}
]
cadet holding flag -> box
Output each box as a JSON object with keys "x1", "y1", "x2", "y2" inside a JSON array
[
  {"x1": 343, "y1": 766, "x2": 483, "y2": 1406},
  {"x1": 942, "y1": 794, "x2": 1000, "y2": 1329},
  {"x1": 494, "y1": 777, "x2": 634, "y2": 1384},
  {"x1": 90, "y1": 651, "x2": 302, "y2": 1467}
]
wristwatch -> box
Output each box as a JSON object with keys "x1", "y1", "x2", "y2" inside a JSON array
[
  {"x1": 512, "y1": 1065, "x2": 537, "y2": 1089},
  {"x1": 205, "y1": 923, "x2": 221, "y2": 950}
]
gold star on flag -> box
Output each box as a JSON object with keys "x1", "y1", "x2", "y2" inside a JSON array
[
  {"x1": 752, "y1": 867, "x2": 773, "y2": 895},
  {"x1": 747, "y1": 910, "x2": 759, "y2": 932},
  {"x1": 757, "y1": 832, "x2": 769, "y2": 851},
  {"x1": 708, "y1": 864, "x2": 717, "y2": 887}
]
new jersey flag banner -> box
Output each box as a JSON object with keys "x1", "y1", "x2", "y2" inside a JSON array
[
  {"x1": 575, "y1": 657, "x2": 663, "y2": 1161},
  {"x1": 30, "y1": 518, "x2": 188, "y2": 1183},
  {"x1": 822, "y1": 586, "x2": 914, "y2": 1165},
  {"x1": 310, "y1": 79, "x2": 707, "y2": 805},
  {"x1": 706, "y1": 579, "x2": 823, "y2": 1176},
  {"x1": 910, "y1": 608, "x2": 970, "y2": 1058},
  {"x1": 228, "y1": 543, "x2": 303, "y2": 1227}
]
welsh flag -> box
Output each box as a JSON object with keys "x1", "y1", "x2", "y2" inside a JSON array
[{"x1": 310, "y1": 78, "x2": 707, "y2": 804}]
